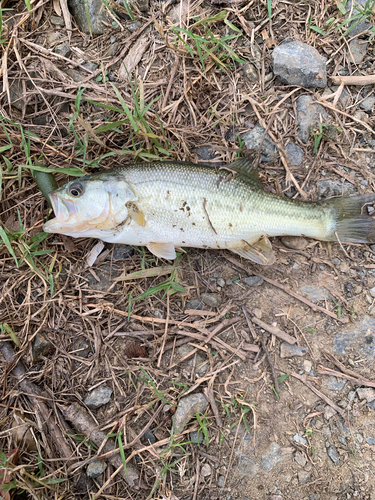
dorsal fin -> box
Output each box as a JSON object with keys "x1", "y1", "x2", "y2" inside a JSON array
[{"x1": 226, "y1": 158, "x2": 262, "y2": 186}]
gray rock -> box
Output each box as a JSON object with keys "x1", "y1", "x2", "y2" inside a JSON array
[
  {"x1": 65, "y1": 69, "x2": 85, "y2": 82},
  {"x1": 237, "y1": 456, "x2": 259, "y2": 475},
  {"x1": 317, "y1": 179, "x2": 355, "y2": 198},
  {"x1": 46, "y1": 32, "x2": 63, "y2": 46},
  {"x1": 107, "y1": 245, "x2": 133, "y2": 260},
  {"x1": 333, "y1": 316, "x2": 375, "y2": 360},
  {"x1": 366, "y1": 437, "x2": 375, "y2": 445},
  {"x1": 83, "y1": 263, "x2": 120, "y2": 292},
  {"x1": 71, "y1": 338, "x2": 91, "y2": 358},
  {"x1": 186, "y1": 299, "x2": 204, "y2": 310},
  {"x1": 261, "y1": 443, "x2": 292, "y2": 471},
  {"x1": 201, "y1": 293, "x2": 222, "y2": 308},
  {"x1": 32, "y1": 332, "x2": 55, "y2": 362},
  {"x1": 87, "y1": 461, "x2": 106, "y2": 478},
  {"x1": 285, "y1": 142, "x2": 304, "y2": 166},
  {"x1": 327, "y1": 445, "x2": 340, "y2": 465},
  {"x1": 357, "y1": 387, "x2": 375, "y2": 402},
  {"x1": 280, "y1": 342, "x2": 308, "y2": 358},
  {"x1": 196, "y1": 145, "x2": 220, "y2": 164},
  {"x1": 55, "y1": 42, "x2": 71, "y2": 57},
  {"x1": 301, "y1": 285, "x2": 333, "y2": 303},
  {"x1": 143, "y1": 429, "x2": 156, "y2": 445},
  {"x1": 294, "y1": 451, "x2": 307, "y2": 467},
  {"x1": 84, "y1": 385, "x2": 113, "y2": 409},
  {"x1": 324, "y1": 406, "x2": 337, "y2": 420},
  {"x1": 200, "y1": 463, "x2": 211, "y2": 476},
  {"x1": 176, "y1": 345, "x2": 207, "y2": 375},
  {"x1": 217, "y1": 475, "x2": 225, "y2": 488},
  {"x1": 190, "y1": 430, "x2": 204, "y2": 444},
  {"x1": 281, "y1": 236, "x2": 308, "y2": 250},
  {"x1": 172, "y1": 393, "x2": 208, "y2": 434},
  {"x1": 345, "y1": 0, "x2": 373, "y2": 36},
  {"x1": 272, "y1": 41, "x2": 327, "y2": 88},
  {"x1": 357, "y1": 433, "x2": 363, "y2": 443},
  {"x1": 298, "y1": 470, "x2": 311, "y2": 484},
  {"x1": 242, "y1": 124, "x2": 279, "y2": 163},
  {"x1": 3, "y1": 80, "x2": 31, "y2": 111},
  {"x1": 348, "y1": 39, "x2": 368, "y2": 64},
  {"x1": 217, "y1": 278, "x2": 225, "y2": 287},
  {"x1": 51, "y1": 15, "x2": 65, "y2": 26},
  {"x1": 68, "y1": 0, "x2": 111, "y2": 34},
  {"x1": 243, "y1": 276, "x2": 264, "y2": 287},
  {"x1": 360, "y1": 95, "x2": 375, "y2": 111},
  {"x1": 242, "y1": 62, "x2": 259, "y2": 82},
  {"x1": 296, "y1": 95, "x2": 328, "y2": 143},
  {"x1": 293, "y1": 433, "x2": 307, "y2": 445},
  {"x1": 82, "y1": 62, "x2": 99, "y2": 72},
  {"x1": 326, "y1": 376, "x2": 346, "y2": 391},
  {"x1": 370, "y1": 287, "x2": 375, "y2": 298}
]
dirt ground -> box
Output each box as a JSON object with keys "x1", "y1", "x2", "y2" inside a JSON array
[{"x1": 1, "y1": 0, "x2": 375, "y2": 499}]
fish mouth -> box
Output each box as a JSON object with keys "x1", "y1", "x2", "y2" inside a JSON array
[{"x1": 43, "y1": 192, "x2": 78, "y2": 233}]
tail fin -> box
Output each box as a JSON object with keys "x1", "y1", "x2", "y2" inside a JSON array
[{"x1": 323, "y1": 193, "x2": 375, "y2": 243}]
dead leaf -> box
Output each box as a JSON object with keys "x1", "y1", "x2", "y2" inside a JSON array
[{"x1": 118, "y1": 36, "x2": 150, "y2": 80}]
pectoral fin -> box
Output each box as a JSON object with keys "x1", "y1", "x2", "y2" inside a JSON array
[
  {"x1": 231, "y1": 236, "x2": 275, "y2": 265},
  {"x1": 147, "y1": 242, "x2": 176, "y2": 260},
  {"x1": 126, "y1": 202, "x2": 146, "y2": 227}
]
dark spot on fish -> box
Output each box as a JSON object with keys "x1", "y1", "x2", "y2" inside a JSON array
[
  {"x1": 173, "y1": 224, "x2": 177, "y2": 227},
  {"x1": 182, "y1": 201, "x2": 187, "y2": 207},
  {"x1": 180, "y1": 228, "x2": 184, "y2": 232},
  {"x1": 182, "y1": 241, "x2": 185, "y2": 243},
  {"x1": 216, "y1": 176, "x2": 224, "y2": 188},
  {"x1": 229, "y1": 223, "x2": 232, "y2": 227},
  {"x1": 203, "y1": 245, "x2": 207, "y2": 248},
  {"x1": 240, "y1": 203, "x2": 243, "y2": 212},
  {"x1": 192, "y1": 222, "x2": 196, "y2": 226},
  {"x1": 186, "y1": 206, "x2": 190, "y2": 211},
  {"x1": 179, "y1": 207, "x2": 184, "y2": 211}
]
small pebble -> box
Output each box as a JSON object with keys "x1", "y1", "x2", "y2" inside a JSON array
[
  {"x1": 217, "y1": 475, "x2": 225, "y2": 488},
  {"x1": 110, "y1": 35, "x2": 116, "y2": 43},
  {"x1": 303, "y1": 360, "x2": 312, "y2": 373},
  {"x1": 327, "y1": 445, "x2": 340, "y2": 465},
  {"x1": 243, "y1": 276, "x2": 264, "y2": 287},
  {"x1": 201, "y1": 293, "x2": 222, "y2": 308},
  {"x1": 84, "y1": 386, "x2": 113, "y2": 410},
  {"x1": 366, "y1": 437, "x2": 375, "y2": 445},
  {"x1": 87, "y1": 461, "x2": 106, "y2": 478},
  {"x1": 356, "y1": 434, "x2": 363, "y2": 443},
  {"x1": 217, "y1": 278, "x2": 225, "y2": 287},
  {"x1": 369, "y1": 287, "x2": 375, "y2": 298},
  {"x1": 293, "y1": 433, "x2": 307, "y2": 445},
  {"x1": 201, "y1": 464, "x2": 212, "y2": 477},
  {"x1": 294, "y1": 451, "x2": 307, "y2": 467}
]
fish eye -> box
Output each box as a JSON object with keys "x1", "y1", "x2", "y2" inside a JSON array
[{"x1": 69, "y1": 182, "x2": 84, "y2": 197}]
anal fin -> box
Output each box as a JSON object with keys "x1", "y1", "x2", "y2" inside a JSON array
[
  {"x1": 147, "y1": 242, "x2": 176, "y2": 260},
  {"x1": 231, "y1": 236, "x2": 275, "y2": 265}
]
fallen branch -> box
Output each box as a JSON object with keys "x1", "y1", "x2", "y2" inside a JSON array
[
  {"x1": 58, "y1": 402, "x2": 143, "y2": 488},
  {"x1": 260, "y1": 336, "x2": 280, "y2": 395},
  {"x1": 330, "y1": 75, "x2": 375, "y2": 86},
  {"x1": 252, "y1": 317, "x2": 296, "y2": 345},
  {"x1": 317, "y1": 366, "x2": 375, "y2": 388},
  {"x1": 291, "y1": 372, "x2": 345, "y2": 418}
]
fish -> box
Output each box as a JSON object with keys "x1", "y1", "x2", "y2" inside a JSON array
[{"x1": 43, "y1": 158, "x2": 375, "y2": 265}]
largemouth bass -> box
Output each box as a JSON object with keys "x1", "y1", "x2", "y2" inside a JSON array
[{"x1": 43, "y1": 159, "x2": 375, "y2": 264}]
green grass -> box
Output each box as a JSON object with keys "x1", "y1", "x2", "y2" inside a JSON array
[
  {"x1": 172, "y1": 10, "x2": 245, "y2": 75},
  {"x1": 83, "y1": 75, "x2": 172, "y2": 162},
  {"x1": 308, "y1": 0, "x2": 375, "y2": 38}
]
